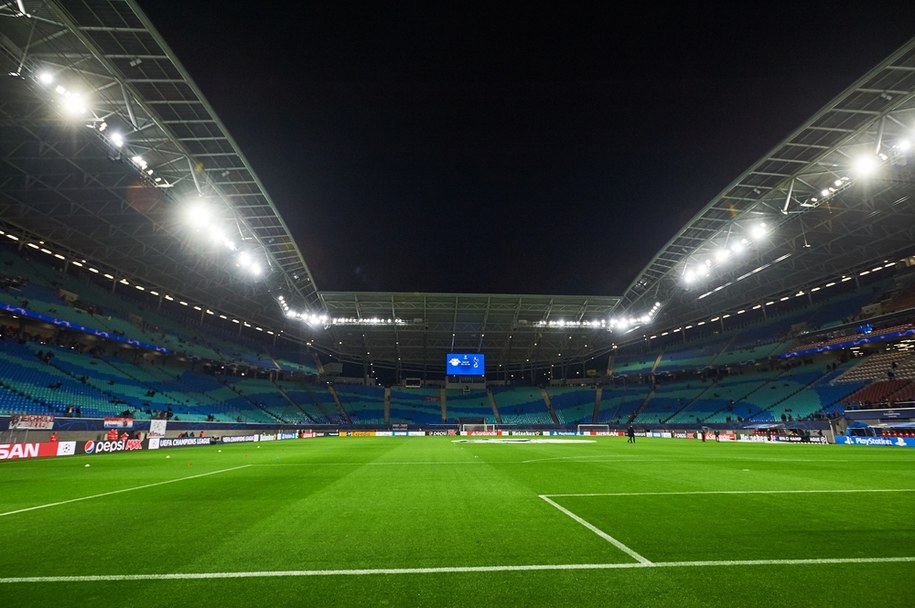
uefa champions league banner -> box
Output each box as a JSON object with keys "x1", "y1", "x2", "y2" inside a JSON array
[{"x1": 148, "y1": 436, "x2": 214, "y2": 449}]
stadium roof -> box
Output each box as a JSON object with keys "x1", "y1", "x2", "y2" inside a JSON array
[
  {"x1": 0, "y1": 0, "x2": 321, "y2": 327},
  {"x1": 1, "y1": 2, "x2": 914, "y2": 376},
  {"x1": 616, "y1": 39, "x2": 915, "y2": 329},
  {"x1": 317, "y1": 291, "x2": 620, "y2": 377}
]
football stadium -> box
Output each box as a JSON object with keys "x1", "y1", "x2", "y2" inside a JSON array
[{"x1": 1, "y1": 3, "x2": 914, "y2": 607}]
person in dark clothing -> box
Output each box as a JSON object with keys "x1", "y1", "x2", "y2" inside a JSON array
[{"x1": 627, "y1": 425, "x2": 636, "y2": 443}]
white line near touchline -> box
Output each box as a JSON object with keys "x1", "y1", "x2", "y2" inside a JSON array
[
  {"x1": 544, "y1": 488, "x2": 915, "y2": 498},
  {"x1": 1, "y1": 557, "x2": 912, "y2": 584},
  {"x1": 0, "y1": 465, "x2": 252, "y2": 518}
]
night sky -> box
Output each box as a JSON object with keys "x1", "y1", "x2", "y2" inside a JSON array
[{"x1": 140, "y1": 2, "x2": 914, "y2": 296}]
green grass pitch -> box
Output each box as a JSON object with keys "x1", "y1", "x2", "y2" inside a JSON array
[{"x1": 1, "y1": 436, "x2": 913, "y2": 607}]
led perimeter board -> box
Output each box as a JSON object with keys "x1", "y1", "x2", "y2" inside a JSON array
[{"x1": 446, "y1": 353, "x2": 485, "y2": 376}]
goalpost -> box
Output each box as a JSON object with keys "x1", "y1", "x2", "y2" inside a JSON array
[
  {"x1": 577, "y1": 423, "x2": 610, "y2": 435},
  {"x1": 460, "y1": 423, "x2": 497, "y2": 434}
]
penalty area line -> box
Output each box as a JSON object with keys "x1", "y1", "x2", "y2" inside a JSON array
[
  {"x1": 538, "y1": 495, "x2": 652, "y2": 564},
  {"x1": 2, "y1": 557, "x2": 913, "y2": 584},
  {"x1": 0, "y1": 465, "x2": 252, "y2": 518}
]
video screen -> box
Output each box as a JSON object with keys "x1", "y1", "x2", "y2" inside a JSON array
[{"x1": 446, "y1": 353, "x2": 485, "y2": 376}]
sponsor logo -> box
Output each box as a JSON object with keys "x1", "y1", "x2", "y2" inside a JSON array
[
  {"x1": 84, "y1": 439, "x2": 143, "y2": 454},
  {"x1": 56, "y1": 441, "x2": 76, "y2": 456},
  {"x1": 0, "y1": 442, "x2": 40, "y2": 460},
  {"x1": 842, "y1": 435, "x2": 913, "y2": 447}
]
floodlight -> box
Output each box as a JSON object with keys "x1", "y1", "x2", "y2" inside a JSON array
[
  {"x1": 183, "y1": 201, "x2": 212, "y2": 230},
  {"x1": 852, "y1": 155, "x2": 879, "y2": 177},
  {"x1": 237, "y1": 251, "x2": 252, "y2": 268},
  {"x1": 820, "y1": 188, "x2": 830, "y2": 197},
  {"x1": 38, "y1": 72, "x2": 54, "y2": 85},
  {"x1": 897, "y1": 138, "x2": 911, "y2": 152},
  {"x1": 750, "y1": 223, "x2": 768, "y2": 240},
  {"x1": 61, "y1": 92, "x2": 86, "y2": 116},
  {"x1": 110, "y1": 132, "x2": 124, "y2": 148},
  {"x1": 714, "y1": 249, "x2": 729, "y2": 263}
]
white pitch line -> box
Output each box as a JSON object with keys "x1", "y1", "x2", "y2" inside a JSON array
[
  {"x1": 2, "y1": 556, "x2": 912, "y2": 584},
  {"x1": 538, "y1": 495, "x2": 652, "y2": 564},
  {"x1": 259, "y1": 461, "x2": 488, "y2": 466},
  {"x1": 522, "y1": 455, "x2": 672, "y2": 464},
  {"x1": 0, "y1": 465, "x2": 252, "y2": 518},
  {"x1": 545, "y1": 488, "x2": 915, "y2": 498}
]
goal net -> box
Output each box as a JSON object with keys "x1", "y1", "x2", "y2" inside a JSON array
[
  {"x1": 461, "y1": 423, "x2": 497, "y2": 434},
  {"x1": 577, "y1": 423, "x2": 610, "y2": 435}
]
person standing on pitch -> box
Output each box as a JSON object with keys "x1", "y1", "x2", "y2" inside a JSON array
[{"x1": 627, "y1": 425, "x2": 636, "y2": 443}]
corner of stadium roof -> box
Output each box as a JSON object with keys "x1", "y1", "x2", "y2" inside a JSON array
[
  {"x1": 0, "y1": 0, "x2": 322, "y2": 334},
  {"x1": 612, "y1": 36, "x2": 915, "y2": 347}
]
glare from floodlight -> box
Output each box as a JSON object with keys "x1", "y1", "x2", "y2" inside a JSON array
[
  {"x1": 208, "y1": 227, "x2": 225, "y2": 246},
  {"x1": 61, "y1": 93, "x2": 86, "y2": 116},
  {"x1": 183, "y1": 202, "x2": 212, "y2": 230},
  {"x1": 250, "y1": 262, "x2": 262, "y2": 276},
  {"x1": 714, "y1": 249, "x2": 728, "y2": 263},
  {"x1": 897, "y1": 139, "x2": 911, "y2": 152},
  {"x1": 237, "y1": 251, "x2": 252, "y2": 268},
  {"x1": 110, "y1": 132, "x2": 124, "y2": 148},
  {"x1": 750, "y1": 223, "x2": 768, "y2": 240},
  {"x1": 54, "y1": 85, "x2": 65, "y2": 95},
  {"x1": 38, "y1": 72, "x2": 54, "y2": 85},
  {"x1": 852, "y1": 155, "x2": 879, "y2": 177},
  {"x1": 730, "y1": 240, "x2": 745, "y2": 254}
]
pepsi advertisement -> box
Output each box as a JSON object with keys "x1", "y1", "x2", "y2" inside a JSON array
[{"x1": 446, "y1": 353, "x2": 485, "y2": 376}]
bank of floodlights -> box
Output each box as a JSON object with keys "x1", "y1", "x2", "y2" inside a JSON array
[{"x1": 608, "y1": 301, "x2": 662, "y2": 332}]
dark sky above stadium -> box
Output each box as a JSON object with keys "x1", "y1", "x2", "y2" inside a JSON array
[{"x1": 140, "y1": 2, "x2": 914, "y2": 297}]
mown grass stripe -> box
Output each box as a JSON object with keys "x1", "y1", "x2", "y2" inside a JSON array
[{"x1": 0, "y1": 465, "x2": 252, "y2": 518}]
